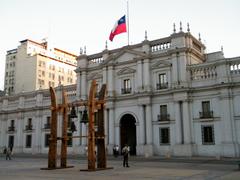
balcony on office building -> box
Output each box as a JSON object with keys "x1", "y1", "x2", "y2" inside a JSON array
[
  {"x1": 156, "y1": 82, "x2": 168, "y2": 90},
  {"x1": 8, "y1": 126, "x2": 15, "y2": 132},
  {"x1": 157, "y1": 114, "x2": 170, "y2": 121},
  {"x1": 44, "y1": 123, "x2": 51, "y2": 129},
  {"x1": 121, "y1": 88, "x2": 132, "y2": 94},
  {"x1": 25, "y1": 124, "x2": 33, "y2": 131},
  {"x1": 199, "y1": 111, "x2": 213, "y2": 119}
]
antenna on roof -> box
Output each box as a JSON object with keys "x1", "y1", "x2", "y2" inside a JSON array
[
  {"x1": 173, "y1": 23, "x2": 176, "y2": 33},
  {"x1": 80, "y1": 47, "x2": 83, "y2": 55},
  {"x1": 221, "y1": 46, "x2": 224, "y2": 55},
  {"x1": 179, "y1": 21, "x2": 182, "y2": 32},
  {"x1": 187, "y1": 23, "x2": 190, "y2": 32},
  {"x1": 105, "y1": 41, "x2": 108, "y2": 50},
  {"x1": 144, "y1": 30, "x2": 148, "y2": 40}
]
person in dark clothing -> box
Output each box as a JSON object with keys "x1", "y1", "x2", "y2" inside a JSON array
[
  {"x1": 122, "y1": 144, "x2": 130, "y2": 167},
  {"x1": 6, "y1": 147, "x2": 11, "y2": 160}
]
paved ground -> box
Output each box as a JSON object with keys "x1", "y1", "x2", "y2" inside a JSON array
[{"x1": 0, "y1": 154, "x2": 240, "y2": 180}]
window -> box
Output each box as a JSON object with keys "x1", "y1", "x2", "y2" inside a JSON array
[
  {"x1": 159, "y1": 128, "x2": 170, "y2": 144},
  {"x1": 26, "y1": 118, "x2": 32, "y2": 130},
  {"x1": 160, "y1": 105, "x2": 167, "y2": 115},
  {"x1": 45, "y1": 134, "x2": 50, "y2": 147},
  {"x1": 122, "y1": 79, "x2": 131, "y2": 94},
  {"x1": 44, "y1": 117, "x2": 51, "y2": 129},
  {"x1": 200, "y1": 101, "x2": 213, "y2": 118},
  {"x1": 158, "y1": 105, "x2": 169, "y2": 121},
  {"x1": 26, "y1": 135, "x2": 32, "y2": 148},
  {"x1": 28, "y1": 118, "x2": 32, "y2": 125},
  {"x1": 202, "y1": 101, "x2": 210, "y2": 113},
  {"x1": 8, "y1": 120, "x2": 15, "y2": 131},
  {"x1": 157, "y1": 73, "x2": 168, "y2": 90},
  {"x1": 201, "y1": 125, "x2": 215, "y2": 145}
]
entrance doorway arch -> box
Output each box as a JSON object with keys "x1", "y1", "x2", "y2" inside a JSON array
[{"x1": 120, "y1": 114, "x2": 136, "y2": 155}]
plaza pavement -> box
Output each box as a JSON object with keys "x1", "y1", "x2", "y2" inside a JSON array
[{"x1": 0, "y1": 154, "x2": 239, "y2": 180}]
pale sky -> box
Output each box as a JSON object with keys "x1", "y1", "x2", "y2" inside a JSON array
[{"x1": 0, "y1": 0, "x2": 240, "y2": 91}]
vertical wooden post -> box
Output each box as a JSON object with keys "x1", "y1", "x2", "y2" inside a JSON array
[
  {"x1": 97, "y1": 84, "x2": 107, "y2": 169},
  {"x1": 88, "y1": 80, "x2": 97, "y2": 170},
  {"x1": 61, "y1": 89, "x2": 68, "y2": 168},
  {"x1": 48, "y1": 87, "x2": 57, "y2": 169}
]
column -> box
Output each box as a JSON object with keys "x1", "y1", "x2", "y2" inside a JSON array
[
  {"x1": 182, "y1": 101, "x2": 191, "y2": 144},
  {"x1": 115, "y1": 123, "x2": 120, "y2": 145},
  {"x1": 34, "y1": 112, "x2": 42, "y2": 154},
  {"x1": 0, "y1": 116, "x2": 7, "y2": 148},
  {"x1": 137, "y1": 60, "x2": 143, "y2": 91},
  {"x1": 76, "y1": 72, "x2": 81, "y2": 99},
  {"x1": 108, "y1": 108, "x2": 115, "y2": 145},
  {"x1": 138, "y1": 105, "x2": 145, "y2": 145},
  {"x1": 174, "y1": 101, "x2": 182, "y2": 144},
  {"x1": 16, "y1": 112, "x2": 24, "y2": 152},
  {"x1": 81, "y1": 71, "x2": 87, "y2": 100},
  {"x1": 103, "y1": 67, "x2": 107, "y2": 84},
  {"x1": 104, "y1": 109, "x2": 108, "y2": 145},
  {"x1": 145, "y1": 105, "x2": 152, "y2": 144},
  {"x1": 108, "y1": 66, "x2": 114, "y2": 97},
  {"x1": 143, "y1": 59, "x2": 150, "y2": 91},
  {"x1": 171, "y1": 54, "x2": 179, "y2": 86},
  {"x1": 221, "y1": 95, "x2": 234, "y2": 143},
  {"x1": 81, "y1": 124, "x2": 87, "y2": 146}
]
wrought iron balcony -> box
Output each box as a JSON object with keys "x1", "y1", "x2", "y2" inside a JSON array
[
  {"x1": 8, "y1": 126, "x2": 15, "y2": 131},
  {"x1": 156, "y1": 82, "x2": 168, "y2": 90},
  {"x1": 157, "y1": 114, "x2": 170, "y2": 121},
  {"x1": 25, "y1": 125, "x2": 33, "y2": 130},
  {"x1": 44, "y1": 123, "x2": 51, "y2": 129},
  {"x1": 121, "y1": 88, "x2": 132, "y2": 94},
  {"x1": 199, "y1": 111, "x2": 213, "y2": 118}
]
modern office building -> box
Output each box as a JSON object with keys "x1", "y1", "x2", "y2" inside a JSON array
[
  {"x1": 4, "y1": 39, "x2": 77, "y2": 95},
  {"x1": 0, "y1": 25, "x2": 240, "y2": 157}
]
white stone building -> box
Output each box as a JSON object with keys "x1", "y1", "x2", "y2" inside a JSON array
[
  {"x1": 1, "y1": 27, "x2": 240, "y2": 157},
  {"x1": 4, "y1": 39, "x2": 77, "y2": 95}
]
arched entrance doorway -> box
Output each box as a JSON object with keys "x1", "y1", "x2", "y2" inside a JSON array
[{"x1": 120, "y1": 114, "x2": 136, "y2": 155}]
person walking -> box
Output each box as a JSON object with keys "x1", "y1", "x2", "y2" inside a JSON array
[
  {"x1": 122, "y1": 144, "x2": 130, "y2": 167},
  {"x1": 113, "y1": 145, "x2": 119, "y2": 158},
  {"x1": 6, "y1": 147, "x2": 11, "y2": 160}
]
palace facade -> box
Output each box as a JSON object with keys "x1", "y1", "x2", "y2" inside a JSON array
[{"x1": 1, "y1": 27, "x2": 240, "y2": 157}]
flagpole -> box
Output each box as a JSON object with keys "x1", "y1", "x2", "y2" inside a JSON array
[{"x1": 127, "y1": 0, "x2": 129, "y2": 45}]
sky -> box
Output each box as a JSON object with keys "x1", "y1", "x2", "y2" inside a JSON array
[{"x1": 0, "y1": 0, "x2": 240, "y2": 91}]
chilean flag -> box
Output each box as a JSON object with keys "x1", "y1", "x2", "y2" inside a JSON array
[{"x1": 109, "y1": 15, "x2": 127, "y2": 41}]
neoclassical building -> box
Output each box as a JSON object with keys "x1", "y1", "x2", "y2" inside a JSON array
[{"x1": 1, "y1": 26, "x2": 240, "y2": 157}]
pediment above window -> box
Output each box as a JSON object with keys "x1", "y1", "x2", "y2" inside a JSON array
[
  {"x1": 87, "y1": 72, "x2": 102, "y2": 80},
  {"x1": 151, "y1": 60, "x2": 172, "y2": 69},
  {"x1": 117, "y1": 67, "x2": 136, "y2": 76},
  {"x1": 103, "y1": 49, "x2": 148, "y2": 65}
]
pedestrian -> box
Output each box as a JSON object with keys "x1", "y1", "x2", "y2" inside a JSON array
[
  {"x1": 3, "y1": 147, "x2": 7, "y2": 154},
  {"x1": 6, "y1": 147, "x2": 11, "y2": 160},
  {"x1": 115, "y1": 145, "x2": 119, "y2": 157},
  {"x1": 122, "y1": 144, "x2": 130, "y2": 167},
  {"x1": 113, "y1": 145, "x2": 119, "y2": 158}
]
